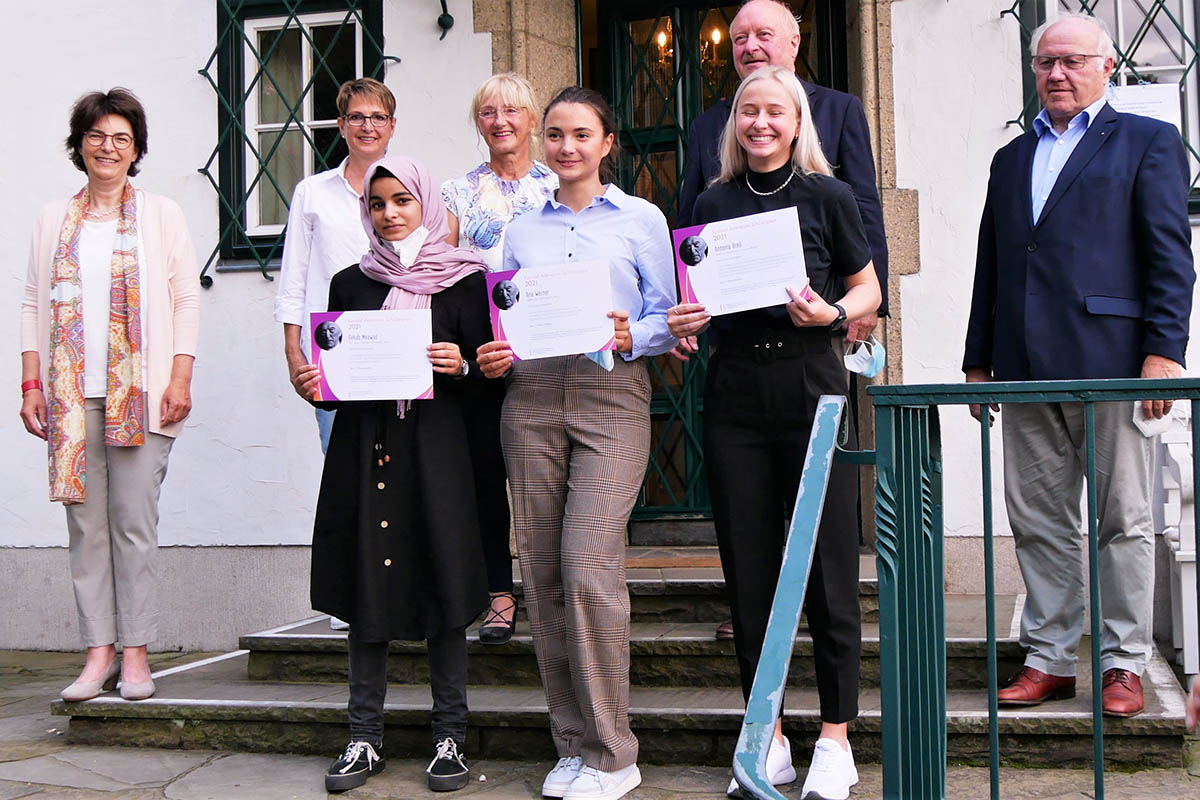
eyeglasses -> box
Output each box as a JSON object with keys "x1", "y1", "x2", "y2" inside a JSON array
[
  {"x1": 343, "y1": 113, "x2": 392, "y2": 127},
  {"x1": 477, "y1": 106, "x2": 524, "y2": 122},
  {"x1": 1031, "y1": 54, "x2": 1105, "y2": 73},
  {"x1": 84, "y1": 130, "x2": 134, "y2": 149}
]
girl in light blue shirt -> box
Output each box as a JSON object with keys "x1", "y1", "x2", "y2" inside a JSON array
[{"x1": 477, "y1": 87, "x2": 675, "y2": 800}]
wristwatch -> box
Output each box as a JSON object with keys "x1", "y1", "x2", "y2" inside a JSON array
[{"x1": 830, "y1": 303, "x2": 847, "y2": 328}]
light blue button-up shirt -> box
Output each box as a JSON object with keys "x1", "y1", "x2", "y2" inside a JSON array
[
  {"x1": 501, "y1": 183, "x2": 677, "y2": 360},
  {"x1": 1030, "y1": 96, "x2": 1108, "y2": 223}
]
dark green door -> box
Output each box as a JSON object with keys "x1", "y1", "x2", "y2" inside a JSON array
[{"x1": 589, "y1": 0, "x2": 844, "y2": 522}]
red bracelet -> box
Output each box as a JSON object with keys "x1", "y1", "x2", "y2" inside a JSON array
[{"x1": 21, "y1": 379, "x2": 42, "y2": 394}]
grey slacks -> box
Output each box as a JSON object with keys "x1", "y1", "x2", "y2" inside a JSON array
[
  {"x1": 65, "y1": 398, "x2": 174, "y2": 647},
  {"x1": 1002, "y1": 402, "x2": 1154, "y2": 677},
  {"x1": 502, "y1": 355, "x2": 651, "y2": 773}
]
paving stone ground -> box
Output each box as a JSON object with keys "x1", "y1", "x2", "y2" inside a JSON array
[{"x1": 3, "y1": 651, "x2": 1198, "y2": 799}]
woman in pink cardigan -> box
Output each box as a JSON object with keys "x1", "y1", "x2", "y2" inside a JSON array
[{"x1": 19, "y1": 88, "x2": 200, "y2": 702}]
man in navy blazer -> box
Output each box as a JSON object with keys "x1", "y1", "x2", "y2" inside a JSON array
[
  {"x1": 963, "y1": 13, "x2": 1194, "y2": 718},
  {"x1": 677, "y1": 0, "x2": 887, "y2": 343}
]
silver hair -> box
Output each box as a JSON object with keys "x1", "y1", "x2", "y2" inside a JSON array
[
  {"x1": 1030, "y1": 11, "x2": 1118, "y2": 64},
  {"x1": 737, "y1": 0, "x2": 801, "y2": 37}
]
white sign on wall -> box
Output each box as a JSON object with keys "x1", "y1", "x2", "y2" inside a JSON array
[{"x1": 1106, "y1": 82, "x2": 1183, "y2": 133}]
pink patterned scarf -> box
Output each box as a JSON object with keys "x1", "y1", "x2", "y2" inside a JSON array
[{"x1": 46, "y1": 183, "x2": 145, "y2": 504}]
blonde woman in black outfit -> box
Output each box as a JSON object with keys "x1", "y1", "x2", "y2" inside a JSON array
[{"x1": 667, "y1": 66, "x2": 879, "y2": 800}]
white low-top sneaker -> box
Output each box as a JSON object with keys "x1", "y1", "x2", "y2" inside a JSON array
[
  {"x1": 542, "y1": 756, "x2": 583, "y2": 798},
  {"x1": 800, "y1": 738, "x2": 859, "y2": 800},
  {"x1": 726, "y1": 734, "x2": 798, "y2": 797},
  {"x1": 563, "y1": 763, "x2": 641, "y2": 800}
]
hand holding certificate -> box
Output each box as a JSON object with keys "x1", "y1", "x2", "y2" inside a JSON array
[
  {"x1": 310, "y1": 309, "x2": 434, "y2": 401},
  {"x1": 484, "y1": 262, "x2": 617, "y2": 361},
  {"x1": 672, "y1": 207, "x2": 808, "y2": 316}
]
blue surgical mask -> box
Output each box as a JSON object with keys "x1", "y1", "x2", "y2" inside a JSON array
[{"x1": 844, "y1": 336, "x2": 885, "y2": 378}]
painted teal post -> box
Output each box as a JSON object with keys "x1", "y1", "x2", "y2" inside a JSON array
[{"x1": 873, "y1": 403, "x2": 946, "y2": 799}]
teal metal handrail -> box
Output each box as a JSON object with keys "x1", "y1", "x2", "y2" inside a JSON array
[
  {"x1": 868, "y1": 377, "x2": 1200, "y2": 800},
  {"x1": 732, "y1": 394, "x2": 847, "y2": 799}
]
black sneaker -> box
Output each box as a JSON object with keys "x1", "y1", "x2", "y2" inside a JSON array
[
  {"x1": 426, "y1": 737, "x2": 470, "y2": 791},
  {"x1": 325, "y1": 739, "x2": 385, "y2": 792}
]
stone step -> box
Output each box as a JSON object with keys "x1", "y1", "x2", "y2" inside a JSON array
[
  {"x1": 510, "y1": 549, "x2": 878, "y2": 623},
  {"x1": 52, "y1": 648, "x2": 1189, "y2": 769},
  {"x1": 240, "y1": 593, "x2": 1025, "y2": 689}
]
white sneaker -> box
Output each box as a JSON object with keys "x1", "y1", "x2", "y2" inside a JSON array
[
  {"x1": 542, "y1": 756, "x2": 583, "y2": 798},
  {"x1": 800, "y1": 738, "x2": 858, "y2": 800},
  {"x1": 563, "y1": 763, "x2": 641, "y2": 800},
  {"x1": 727, "y1": 734, "x2": 797, "y2": 797},
  {"x1": 329, "y1": 616, "x2": 350, "y2": 631}
]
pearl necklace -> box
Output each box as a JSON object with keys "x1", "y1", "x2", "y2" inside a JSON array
[
  {"x1": 745, "y1": 169, "x2": 796, "y2": 197},
  {"x1": 84, "y1": 206, "x2": 119, "y2": 221}
]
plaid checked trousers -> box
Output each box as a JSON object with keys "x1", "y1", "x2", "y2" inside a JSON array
[{"x1": 501, "y1": 354, "x2": 651, "y2": 772}]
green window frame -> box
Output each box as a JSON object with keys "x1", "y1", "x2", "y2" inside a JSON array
[
  {"x1": 199, "y1": 0, "x2": 385, "y2": 286},
  {"x1": 1004, "y1": 1, "x2": 1200, "y2": 211}
]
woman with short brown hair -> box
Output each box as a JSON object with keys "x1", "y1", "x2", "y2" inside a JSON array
[{"x1": 20, "y1": 87, "x2": 200, "y2": 702}]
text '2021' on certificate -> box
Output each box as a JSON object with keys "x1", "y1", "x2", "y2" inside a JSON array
[
  {"x1": 673, "y1": 206, "x2": 808, "y2": 315},
  {"x1": 486, "y1": 261, "x2": 616, "y2": 360},
  {"x1": 310, "y1": 309, "x2": 434, "y2": 402}
]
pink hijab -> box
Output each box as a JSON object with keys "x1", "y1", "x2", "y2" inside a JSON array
[{"x1": 358, "y1": 155, "x2": 485, "y2": 309}]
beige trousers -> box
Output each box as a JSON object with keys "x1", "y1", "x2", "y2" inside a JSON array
[
  {"x1": 1002, "y1": 401, "x2": 1154, "y2": 677},
  {"x1": 502, "y1": 355, "x2": 651, "y2": 772},
  {"x1": 64, "y1": 398, "x2": 174, "y2": 647}
]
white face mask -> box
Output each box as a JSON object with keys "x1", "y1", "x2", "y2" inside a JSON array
[
  {"x1": 844, "y1": 335, "x2": 885, "y2": 378},
  {"x1": 387, "y1": 225, "x2": 429, "y2": 265}
]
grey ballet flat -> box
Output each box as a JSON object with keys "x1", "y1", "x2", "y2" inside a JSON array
[{"x1": 60, "y1": 658, "x2": 120, "y2": 702}]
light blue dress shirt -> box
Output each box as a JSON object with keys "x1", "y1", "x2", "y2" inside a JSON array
[
  {"x1": 1030, "y1": 96, "x2": 1108, "y2": 224},
  {"x1": 501, "y1": 183, "x2": 677, "y2": 361}
]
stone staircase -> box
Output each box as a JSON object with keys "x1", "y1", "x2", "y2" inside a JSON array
[{"x1": 51, "y1": 548, "x2": 1190, "y2": 769}]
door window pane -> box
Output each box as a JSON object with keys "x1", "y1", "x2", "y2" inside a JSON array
[
  {"x1": 629, "y1": 17, "x2": 676, "y2": 129},
  {"x1": 699, "y1": 7, "x2": 738, "y2": 107}
]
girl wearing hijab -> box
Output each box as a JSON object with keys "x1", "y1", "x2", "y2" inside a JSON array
[{"x1": 294, "y1": 155, "x2": 491, "y2": 795}]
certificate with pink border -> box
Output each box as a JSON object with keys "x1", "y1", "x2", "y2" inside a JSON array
[
  {"x1": 309, "y1": 309, "x2": 434, "y2": 402},
  {"x1": 672, "y1": 206, "x2": 808, "y2": 315},
  {"x1": 486, "y1": 261, "x2": 616, "y2": 361}
]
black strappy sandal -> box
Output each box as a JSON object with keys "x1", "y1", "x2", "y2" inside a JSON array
[{"x1": 478, "y1": 592, "x2": 517, "y2": 644}]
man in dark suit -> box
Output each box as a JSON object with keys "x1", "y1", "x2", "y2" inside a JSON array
[
  {"x1": 677, "y1": 0, "x2": 887, "y2": 343},
  {"x1": 963, "y1": 13, "x2": 1194, "y2": 718}
]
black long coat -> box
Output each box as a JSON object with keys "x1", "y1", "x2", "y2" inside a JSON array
[{"x1": 310, "y1": 266, "x2": 491, "y2": 643}]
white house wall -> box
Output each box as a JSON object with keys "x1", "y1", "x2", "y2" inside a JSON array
[{"x1": 0, "y1": 0, "x2": 493, "y2": 649}]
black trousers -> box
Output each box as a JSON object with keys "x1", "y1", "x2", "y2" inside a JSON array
[
  {"x1": 704, "y1": 330, "x2": 861, "y2": 723},
  {"x1": 465, "y1": 382, "x2": 514, "y2": 594},
  {"x1": 347, "y1": 626, "x2": 469, "y2": 745}
]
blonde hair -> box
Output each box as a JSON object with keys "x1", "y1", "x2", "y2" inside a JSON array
[
  {"x1": 470, "y1": 72, "x2": 540, "y2": 132},
  {"x1": 717, "y1": 66, "x2": 831, "y2": 183}
]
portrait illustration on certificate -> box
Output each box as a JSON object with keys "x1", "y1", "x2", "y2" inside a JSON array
[
  {"x1": 673, "y1": 206, "x2": 809, "y2": 315},
  {"x1": 310, "y1": 309, "x2": 434, "y2": 402},
  {"x1": 486, "y1": 262, "x2": 617, "y2": 361}
]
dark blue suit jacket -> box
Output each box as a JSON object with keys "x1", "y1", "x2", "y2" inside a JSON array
[
  {"x1": 963, "y1": 103, "x2": 1194, "y2": 380},
  {"x1": 677, "y1": 80, "x2": 889, "y2": 314}
]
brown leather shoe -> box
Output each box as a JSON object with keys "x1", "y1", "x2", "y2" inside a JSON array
[
  {"x1": 1101, "y1": 668, "x2": 1144, "y2": 717},
  {"x1": 715, "y1": 619, "x2": 734, "y2": 640},
  {"x1": 997, "y1": 666, "x2": 1076, "y2": 706}
]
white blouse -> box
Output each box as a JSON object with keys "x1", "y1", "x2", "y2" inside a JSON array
[{"x1": 79, "y1": 218, "x2": 118, "y2": 398}]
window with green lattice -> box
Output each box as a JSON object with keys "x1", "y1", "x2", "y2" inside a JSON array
[{"x1": 200, "y1": 0, "x2": 384, "y2": 283}]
